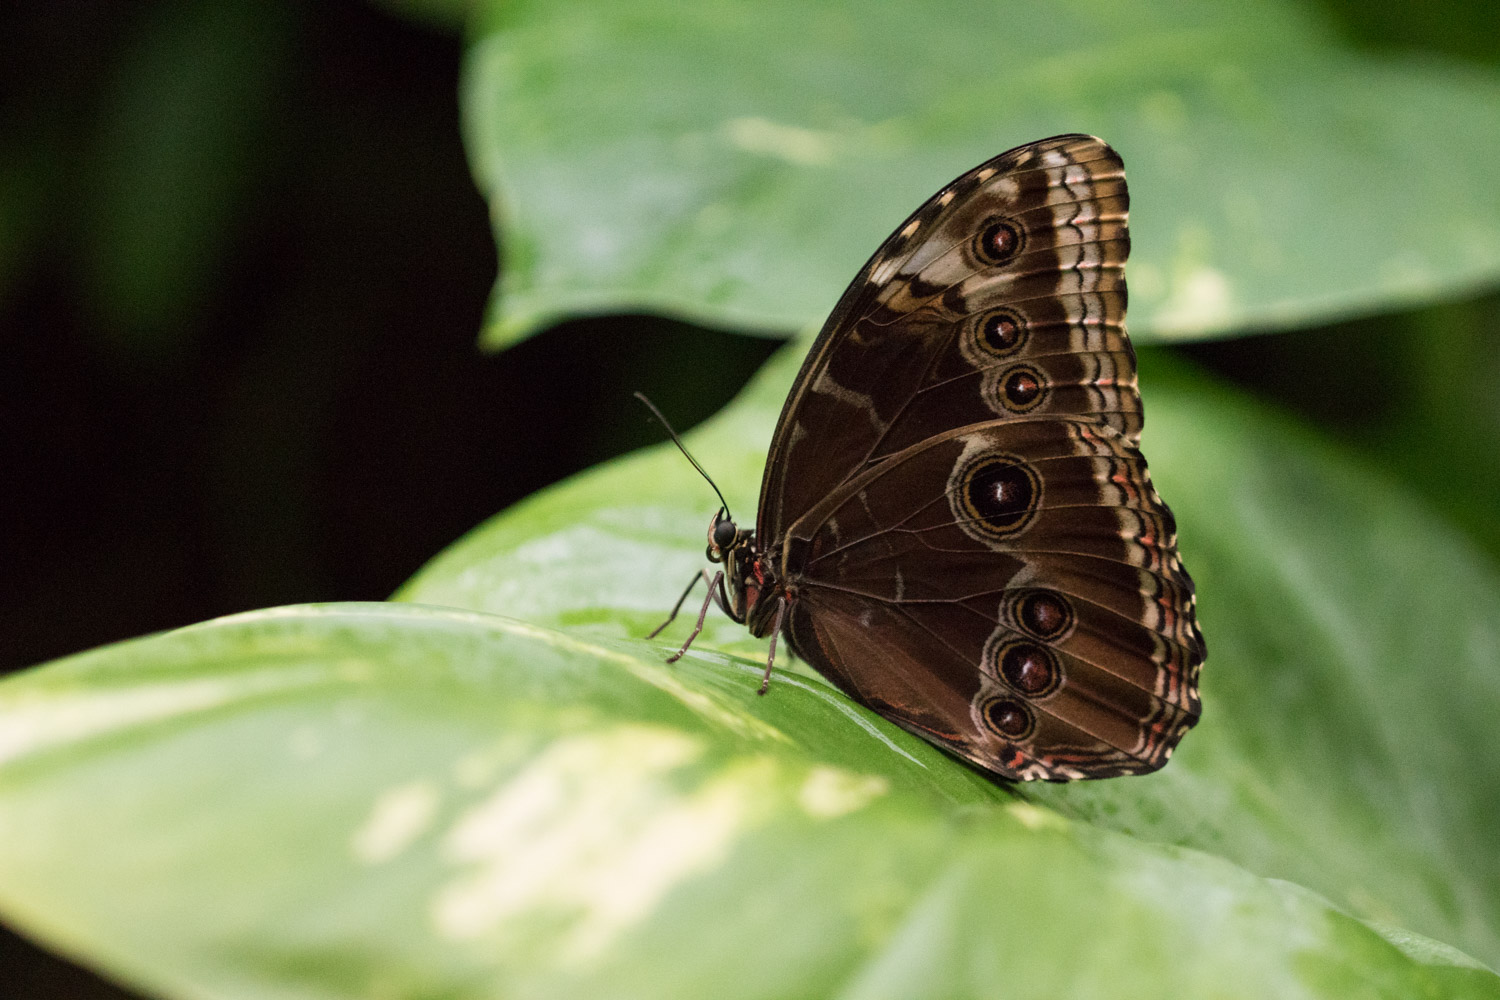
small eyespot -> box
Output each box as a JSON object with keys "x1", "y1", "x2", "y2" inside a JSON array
[
  {"x1": 997, "y1": 641, "x2": 1061, "y2": 698},
  {"x1": 981, "y1": 697, "x2": 1035, "y2": 739},
  {"x1": 1012, "y1": 590, "x2": 1075, "y2": 641},
  {"x1": 999, "y1": 365, "x2": 1046, "y2": 412},
  {"x1": 974, "y1": 218, "x2": 1023, "y2": 265},
  {"x1": 978, "y1": 311, "x2": 1025, "y2": 356}
]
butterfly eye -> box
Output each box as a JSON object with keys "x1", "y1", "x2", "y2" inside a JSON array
[
  {"x1": 974, "y1": 218, "x2": 1023, "y2": 265},
  {"x1": 712, "y1": 518, "x2": 739, "y2": 550}
]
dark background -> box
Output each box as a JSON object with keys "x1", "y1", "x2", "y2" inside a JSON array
[{"x1": 1, "y1": 1, "x2": 1495, "y2": 997}]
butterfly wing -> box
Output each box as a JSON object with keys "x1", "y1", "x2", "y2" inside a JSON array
[
  {"x1": 780, "y1": 418, "x2": 1202, "y2": 781},
  {"x1": 754, "y1": 134, "x2": 1203, "y2": 780},
  {"x1": 758, "y1": 134, "x2": 1137, "y2": 542}
]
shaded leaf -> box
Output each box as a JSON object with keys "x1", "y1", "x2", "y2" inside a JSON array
[{"x1": 462, "y1": 0, "x2": 1500, "y2": 347}]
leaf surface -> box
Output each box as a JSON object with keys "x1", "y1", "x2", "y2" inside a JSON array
[{"x1": 463, "y1": 0, "x2": 1500, "y2": 346}]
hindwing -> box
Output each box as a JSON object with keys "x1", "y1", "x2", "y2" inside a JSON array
[{"x1": 778, "y1": 417, "x2": 1202, "y2": 780}]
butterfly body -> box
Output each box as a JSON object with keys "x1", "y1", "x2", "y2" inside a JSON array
[{"x1": 671, "y1": 135, "x2": 1204, "y2": 782}]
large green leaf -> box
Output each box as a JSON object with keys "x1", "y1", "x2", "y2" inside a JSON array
[
  {"x1": 462, "y1": 0, "x2": 1500, "y2": 348},
  {"x1": 0, "y1": 603, "x2": 1495, "y2": 999},
  {"x1": 398, "y1": 336, "x2": 1500, "y2": 974},
  {"x1": 3, "y1": 330, "x2": 1499, "y2": 994}
]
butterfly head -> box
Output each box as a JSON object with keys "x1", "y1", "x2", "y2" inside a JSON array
[
  {"x1": 706, "y1": 508, "x2": 747, "y2": 563},
  {"x1": 707, "y1": 507, "x2": 771, "y2": 630}
]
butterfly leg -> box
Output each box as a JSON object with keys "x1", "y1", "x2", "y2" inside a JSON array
[
  {"x1": 664, "y1": 570, "x2": 726, "y2": 664},
  {"x1": 647, "y1": 569, "x2": 715, "y2": 639},
  {"x1": 756, "y1": 597, "x2": 789, "y2": 695},
  {"x1": 645, "y1": 569, "x2": 732, "y2": 641}
]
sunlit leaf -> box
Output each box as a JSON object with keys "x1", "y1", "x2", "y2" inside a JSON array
[
  {"x1": 0, "y1": 603, "x2": 1495, "y2": 999},
  {"x1": 401, "y1": 336, "x2": 1500, "y2": 975}
]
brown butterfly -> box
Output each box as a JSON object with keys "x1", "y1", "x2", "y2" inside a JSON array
[{"x1": 650, "y1": 134, "x2": 1205, "y2": 781}]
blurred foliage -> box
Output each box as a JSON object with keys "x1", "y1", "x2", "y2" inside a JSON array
[
  {"x1": 1184, "y1": 294, "x2": 1500, "y2": 563},
  {"x1": 1318, "y1": 0, "x2": 1500, "y2": 62},
  {"x1": 365, "y1": 0, "x2": 471, "y2": 35},
  {"x1": 0, "y1": 0, "x2": 1498, "y2": 998},
  {"x1": 82, "y1": 1, "x2": 295, "y2": 359}
]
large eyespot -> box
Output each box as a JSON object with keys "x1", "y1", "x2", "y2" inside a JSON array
[
  {"x1": 951, "y1": 451, "x2": 1040, "y2": 541},
  {"x1": 973, "y1": 217, "x2": 1023, "y2": 266},
  {"x1": 993, "y1": 640, "x2": 1062, "y2": 698},
  {"x1": 979, "y1": 695, "x2": 1035, "y2": 740},
  {"x1": 998, "y1": 364, "x2": 1046, "y2": 412},
  {"x1": 1009, "y1": 589, "x2": 1075, "y2": 642}
]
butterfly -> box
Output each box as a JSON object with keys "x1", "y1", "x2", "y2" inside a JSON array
[{"x1": 650, "y1": 134, "x2": 1205, "y2": 781}]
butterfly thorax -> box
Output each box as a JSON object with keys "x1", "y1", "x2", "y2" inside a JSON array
[{"x1": 707, "y1": 511, "x2": 784, "y2": 637}]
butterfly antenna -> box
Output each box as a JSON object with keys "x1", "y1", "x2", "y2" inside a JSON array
[{"x1": 633, "y1": 391, "x2": 734, "y2": 519}]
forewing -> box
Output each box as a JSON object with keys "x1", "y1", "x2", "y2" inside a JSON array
[
  {"x1": 781, "y1": 417, "x2": 1203, "y2": 781},
  {"x1": 758, "y1": 134, "x2": 1136, "y2": 542}
]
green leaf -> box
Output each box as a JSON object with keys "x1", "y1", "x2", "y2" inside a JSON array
[
  {"x1": 398, "y1": 335, "x2": 1500, "y2": 977},
  {"x1": 1, "y1": 603, "x2": 1495, "y2": 999},
  {"x1": 462, "y1": 0, "x2": 1500, "y2": 348}
]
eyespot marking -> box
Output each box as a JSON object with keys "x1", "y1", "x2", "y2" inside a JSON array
[
  {"x1": 1011, "y1": 590, "x2": 1075, "y2": 641},
  {"x1": 975, "y1": 310, "x2": 1025, "y2": 356},
  {"x1": 1000, "y1": 365, "x2": 1046, "y2": 411},
  {"x1": 950, "y1": 451, "x2": 1040, "y2": 541},
  {"x1": 974, "y1": 217, "x2": 1023, "y2": 265},
  {"x1": 980, "y1": 696, "x2": 1035, "y2": 739},
  {"x1": 997, "y1": 641, "x2": 1061, "y2": 697}
]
